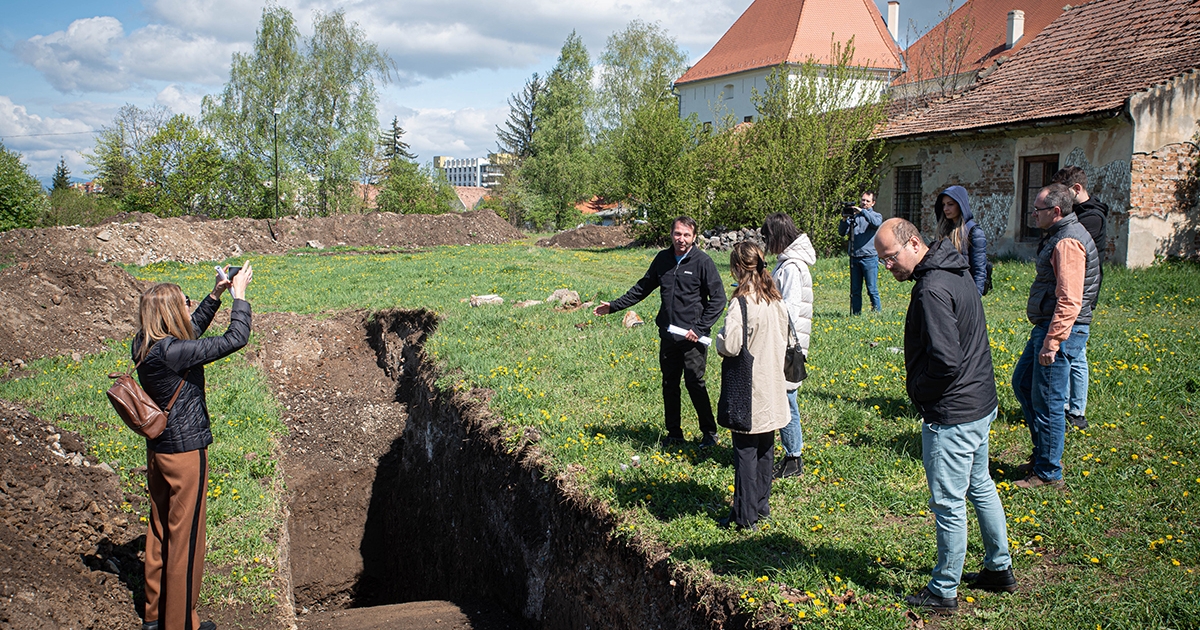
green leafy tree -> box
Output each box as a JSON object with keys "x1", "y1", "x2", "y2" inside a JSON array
[
  {"x1": 291, "y1": 10, "x2": 393, "y2": 215},
  {"x1": 613, "y1": 101, "x2": 702, "y2": 242},
  {"x1": 700, "y1": 40, "x2": 890, "y2": 253},
  {"x1": 201, "y1": 5, "x2": 300, "y2": 217},
  {"x1": 521, "y1": 32, "x2": 594, "y2": 229},
  {"x1": 133, "y1": 115, "x2": 226, "y2": 216},
  {"x1": 596, "y1": 20, "x2": 688, "y2": 131},
  {"x1": 51, "y1": 157, "x2": 72, "y2": 192},
  {"x1": 0, "y1": 141, "x2": 48, "y2": 231},
  {"x1": 376, "y1": 159, "x2": 456, "y2": 215},
  {"x1": 45, "y1": 188, "x2": 116, "y2": 227},
  {"x1": 87, "y1": 103, "x2": 169, "y2": 204}
]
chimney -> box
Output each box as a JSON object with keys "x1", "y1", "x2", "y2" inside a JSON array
[
  {"x1": 1007, "y1": 10, "x2": 1025, "y2": 49},
  {"x1": 887, "y1": 1, "x2": 901, "y2": 42}
]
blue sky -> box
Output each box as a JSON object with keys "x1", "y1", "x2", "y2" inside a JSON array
[{"x1": 0, "y1": 0, "x2": 950, "y2": 179}]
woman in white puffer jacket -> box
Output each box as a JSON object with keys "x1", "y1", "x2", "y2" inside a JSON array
[{"x1": 762, "y1": 213, "x2": 816, "y2": 478}]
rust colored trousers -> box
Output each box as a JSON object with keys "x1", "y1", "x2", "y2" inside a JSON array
[{"x1": 144, "y1": 448, "x2": 208, "y2": 630}]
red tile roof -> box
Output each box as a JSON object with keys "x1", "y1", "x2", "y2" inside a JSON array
[
  {"x1": 895, "y1": 0, "x2": 1067, "y2": 86},
  {"x1": 879, "y1": 0, "x2": 1200, "y2": 139},
  {"x1": 454, "y1": 186, "x2": 489, "y2": 210},
  {"x1": 675, "y1": 0, "x2": 902, "y2": 85}
]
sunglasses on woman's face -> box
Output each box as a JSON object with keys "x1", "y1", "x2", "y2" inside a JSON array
[{"x1": 184, "y1": 296, "x2": 193, "y2": 308}]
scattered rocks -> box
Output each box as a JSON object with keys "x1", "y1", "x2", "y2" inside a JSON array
[
  {"x1": 698, "y1": 227, "x2": 767, "y2": 252},
  {"x1": 468, "y1": 294, "x2": 504, "y2": 307}
]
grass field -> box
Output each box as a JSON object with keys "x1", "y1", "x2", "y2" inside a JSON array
[{"x1": 3, "y1": 241, "x2": 1198, "y2": 628}]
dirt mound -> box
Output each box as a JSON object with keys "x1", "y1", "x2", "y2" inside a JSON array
[
  {"x1": 0, "y1": 256, "x2": 151, "y2": 364},
  {"x1": 0, "y1": 399, "x2": 144, "y2": 629},
  {"x1": 536, "y1": 225, "x2": 636, "y2": 249},
  {"x1": 0, "y1": 210, "x2": 525, "y2": 267}
]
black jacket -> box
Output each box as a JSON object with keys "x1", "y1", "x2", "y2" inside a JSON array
[
  {"x1": 903, "y1": 240, "x2": 998, "y2": 425},
  {"x1": 608, "y1": 247, "x2": 727, "y2": 337},
  {"x1": 133, "y1": 295, "x2": 252, "y2": 454},
  {"x1": 1074, "y1": 198, "x2": 1108, "y2": 263}
]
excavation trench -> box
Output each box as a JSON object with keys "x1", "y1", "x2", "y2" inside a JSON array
[{"x1": 277, "y1": 308, "x2": 748, "y2": 630}]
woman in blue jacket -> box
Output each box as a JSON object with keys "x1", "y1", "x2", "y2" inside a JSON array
[{"x1": 935, "y1": 186, "x2": 988, "y2": 295}]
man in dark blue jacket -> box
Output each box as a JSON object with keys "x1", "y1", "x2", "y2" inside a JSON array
[
  {"x1": 838, "y1": 191, "x2": 883, "y2": 314},
  {"x1": 594, "y1": 216, "x2": 727, "y2": 447},
  {"x1": 876, "y1": 218, "x2": 1015, "y2": 612}
]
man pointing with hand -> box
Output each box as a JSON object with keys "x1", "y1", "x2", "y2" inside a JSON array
[{"x1": 594, "y1": 216, "x2": 727, "y2": 448}]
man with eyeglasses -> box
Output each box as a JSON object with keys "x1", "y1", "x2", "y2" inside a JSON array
[
  {"x1": 874, "y1": 218, "x2": 1014, "y2": 612},
  {"x1": 1011, "y1": 183, "x2": 1101, "y2": 490}
]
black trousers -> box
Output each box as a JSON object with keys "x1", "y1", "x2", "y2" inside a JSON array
[
  {"x1": 731, "y1": 431, "x2": 774, "y2": 528},
  {"x1": 659, "y1": 335, "x2": 717, "y2": 438}
]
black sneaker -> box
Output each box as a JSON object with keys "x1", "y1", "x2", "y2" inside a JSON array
[
  {"x1": 773, "y1": 455, "x2": 803, "y2": 479},
  {"x1": 1067, "y1": 413, "x2": 1088, "y2": 430},
  {"x1": 904, "y1": 586, "x2": 958, "y2": 612},
  {"x1": 698, "y1": 433, "x2": 718, "y2": 448},
  {"x1": 660, "y1": 435, "x2": 686, "y2": 448},
  {"x1": 142, "y1": 622, "x2": 158, "y2": 630},
  {"x1": 963, "y1": 567, "x2": 1017, "y2": 593},
  {"x1": 200, "y1": 622, "x2": 217, "y2": 630}
]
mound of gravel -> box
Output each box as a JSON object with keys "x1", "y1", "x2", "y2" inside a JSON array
[
  {"x1": 536, "y1": 225, "x2": 636, "y2": 249},
  {"x1": 0, "y1": 257, "x2": 150, "y2": 364},
  {"x1": 0, "y1": 210, "x2": 525, "y2": 267}
]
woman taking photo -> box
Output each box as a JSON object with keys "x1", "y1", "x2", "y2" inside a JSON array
[
  {"x1": 716, "y1": 242, "x2": 790, "y2": 530},
  {"x1": 134, "y1": 262, "x2": 253, "y2": 630},
  {"x1": 762, "y1": 213, "x2": 816, "y2": 479},
  {"x1": 935, "y1": 185, "x2": 988, "y2": 295}
]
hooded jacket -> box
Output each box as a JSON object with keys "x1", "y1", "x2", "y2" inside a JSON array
[
  {"x1": 608, "y1": 246, "x2": 727, "y2": 337},
  {"x1": 935, "y1": 186, "x2": 989, "y2": 295},
  {"x1": 903, "y1": 239, "x2": 998, "y2": 425},
  {"x1": 1074, "y1": 197, "x2": 1108, "y2": 265},
  {"x1": 133, "y1": 295, "x2": 252, "y2": 454},
  {"x1": 772, "y1": 233, "x2": 816, "y2": 389}
]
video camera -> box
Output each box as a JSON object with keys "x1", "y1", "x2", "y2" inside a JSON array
[{"x1": 840, "y1": 202, "x2": 860, "y2": 219}]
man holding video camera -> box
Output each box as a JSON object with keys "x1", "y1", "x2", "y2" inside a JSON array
[{"x1": 838, "y1": 191, "x2": 883, "y2": 314}]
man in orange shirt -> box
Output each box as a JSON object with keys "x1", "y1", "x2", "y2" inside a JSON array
[{"x1": 1011, "y1": 183, "x2": 1101, "y2": 489}]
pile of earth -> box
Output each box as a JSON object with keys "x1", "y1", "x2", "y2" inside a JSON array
[
  {"x1": 0, "y1": 255, "x2": 152, "y2": 365},
  {"x1": 0, "y1": 399, "x2": 144, "y2": 629},
  {"x1": 0, "y1": 210, "x2": 525, "y2": 267},
  {"x1": 536, "y1": 225, "x2": 637, "y2": 249}
]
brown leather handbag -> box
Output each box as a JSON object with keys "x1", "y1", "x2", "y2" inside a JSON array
[{"x1": 106, "y1": 360, "x2": 188, "y2": 440}]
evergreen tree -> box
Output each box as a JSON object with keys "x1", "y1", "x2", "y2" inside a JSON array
[
  {"x1": 496, "y1": 74, "x2": 543, "y2": 160},
  {"x1": 51, "y1": 157, "x2": 72, "y2": 191},
  {"x1": 380, "y1": 117, "x2": 416, "y2": 161}
]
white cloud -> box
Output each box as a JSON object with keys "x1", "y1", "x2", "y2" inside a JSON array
[
  {"x1": 0, "y1": 96, "x2": 98, "y2": 176},
  {"x1": 14, "y1": 16, "x2": 238, "y2": 93},
  {"x1": 155, "y1": 85, "x2": 206, "y2": 117},
  {"x1": 395, "y1": 106, "x2": 509, "y2": 159}
]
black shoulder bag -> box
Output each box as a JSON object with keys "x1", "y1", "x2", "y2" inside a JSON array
[
  {"x1": 784, "y1": 314, "x2": 807, "y2": 383},
  {"x1": 717, "y1": 297, "x2": 754, "y2": 432}
]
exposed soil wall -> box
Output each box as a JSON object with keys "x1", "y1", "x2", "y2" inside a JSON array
[{"x1": 359, "y1": 309, "x2": 752, "y2": 629}]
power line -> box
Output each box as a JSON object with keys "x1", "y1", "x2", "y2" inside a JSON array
[{"x1": 0, "y1": 130, "x2": 98, "y2": 139}]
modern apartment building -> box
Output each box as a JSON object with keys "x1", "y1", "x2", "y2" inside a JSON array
[{"x1": 433, "y1": 154, "x2": 509, "y2": 188}]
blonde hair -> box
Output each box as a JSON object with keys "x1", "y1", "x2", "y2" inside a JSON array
[
  {"x1": 136, "y1": 283, "x2": 195, "y2": 361},
  {"x1": 936, "y1": 195, "x2": 968, "y2": 253},
  {"x1": 729, "y1": 242, "x2": 782, "y2": 304}
]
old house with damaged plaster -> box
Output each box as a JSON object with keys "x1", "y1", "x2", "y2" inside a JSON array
[{"x1": 679, "y1": 0, "x2": 1200, "y2": 266}]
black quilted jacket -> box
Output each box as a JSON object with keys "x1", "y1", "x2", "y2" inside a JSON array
[{"x1": 132, "y1": 295, "x2": 252, "y2": 454}]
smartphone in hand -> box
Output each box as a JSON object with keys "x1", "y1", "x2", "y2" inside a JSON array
[{"x1": 215, "y1": 266, "x2": 242, "y2": 282}]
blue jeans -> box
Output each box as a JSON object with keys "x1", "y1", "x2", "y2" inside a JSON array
[
  {"x1": 1067, "y1": 344, "x2": 1088, "y2": 417},
  {"x1": 849, "y1": 256, "x2": 881, "y2": 314},
  {"x1": 1011, "y1": 323, "x2": 1090, "y2": 481},
  {"x1": 922, "y1": 407, "x2": 1011, "y2": 598},
  {"x1": 779, "y1": 389, "x2": 803, "y2": 457}
]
